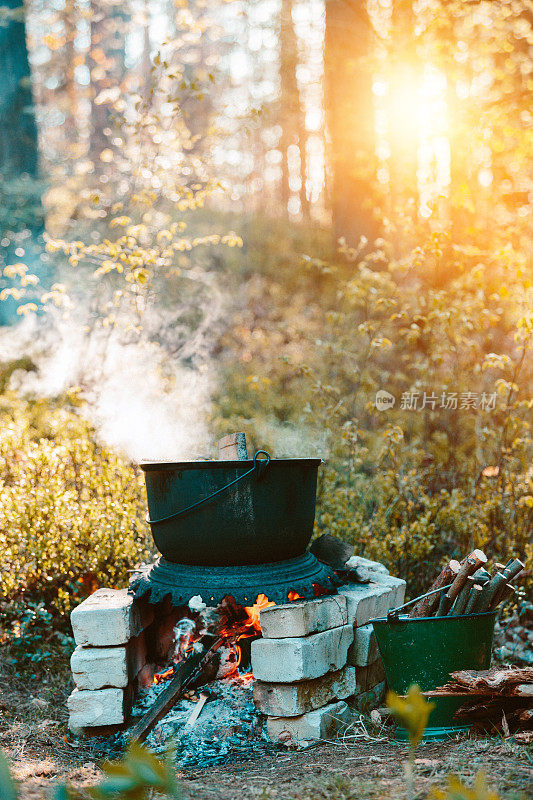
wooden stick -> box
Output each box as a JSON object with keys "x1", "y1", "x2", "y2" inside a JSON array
[
  {"x1": 494, "y1": 583, "x2": 516, "y2": 608},
  {"x1": 438, "y1": 550, "x2": 487, "y2": 615},
  {"x1": 436, "y1": 588, "x2": 451, "y2": 616},
  {"x1": 489, "y1": 559, "x2": 525, "y2": 609},
  {"x1": 451, "y1": 577, "x2": 475, "y2": 616},
  {"x1": 184, "y1": 692, "x2": 209, "y2": 729},
  {"x1": 464, "y1": 584, "x2": 483, "y2": 614},
  {"x1": 218, "y1": 433, "x2": 248, "y2": 461},
  {"x1": 409, "y1": 559, "x2": 461, "y2": 618},
  {"x1": 476, "y1": 571, "x2": 508, "y2": 613},
  {"x1": 502, "y1": 558, "x2": 525, "y2": 581},
  {"x1": 473, "y1": 567, "x2": 491, "y2": 584},
  {"x1": 490, "y1": 582, "x2": 517, "y2": 611},
  {"x1": 127, "y1": 634, "x2": 221, "y2": 743},
  {"x1": 451, "y1": 568, "x2": 491, "y2": 616}
]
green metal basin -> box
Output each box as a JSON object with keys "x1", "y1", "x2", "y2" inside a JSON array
[
  {"x1": 141, "y1": 456, "x2": 322, "y2": 566},
  {"x1": 372, "y1": 611, "x2": 496, "y2": 740}
]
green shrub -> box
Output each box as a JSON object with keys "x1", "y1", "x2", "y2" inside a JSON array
[
  {"x1": 0, "y1": 392, "x2": 150, "y2": 617},
  {"x1": 216, "y1": 227, "x2": 533, "y2": 596}
]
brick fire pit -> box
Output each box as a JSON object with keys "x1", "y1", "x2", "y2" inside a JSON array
[{"x1": 67, "y1": 556, "x2": 405, "y2": 747}]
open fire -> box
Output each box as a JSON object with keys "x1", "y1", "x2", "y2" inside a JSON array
[{"x1": 152, "y1": 592, "x2": 304, "y2": 686}]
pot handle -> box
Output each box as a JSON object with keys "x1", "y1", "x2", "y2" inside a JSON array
[
  {"x1": 147, "y1": 450, "x2": 271, "y2": 526},
  {"x1": 384, "y1": 583, "x2": 454, "y2": 623}
]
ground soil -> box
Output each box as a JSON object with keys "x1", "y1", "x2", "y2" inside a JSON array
[{"x1": 1, "y1": 653, "x2": 531, "y2": 800}]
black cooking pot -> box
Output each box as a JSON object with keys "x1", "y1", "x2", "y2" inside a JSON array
[{"x1": 141, "y1": 451, "x2": 322, "y2": 566}]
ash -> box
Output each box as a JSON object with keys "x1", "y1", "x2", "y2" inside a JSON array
[{"x1": 132, "y1": 676, "x2": 270, "y2": 768}]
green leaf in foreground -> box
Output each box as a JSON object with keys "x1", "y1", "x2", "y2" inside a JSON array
[
  {"x1": 432, "y1": 771, "x2": 503, "y2": 800},
  {"x1": 89, "y1": 741, "x2": 182, "y2": 799},
  {"x1": 0, "y1": 750, "x2": 18, "y2": 800},
  {"x1": 386, "y1": 684, "x2": 435, "y2": 751}
]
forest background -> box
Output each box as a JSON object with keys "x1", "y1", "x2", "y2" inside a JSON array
[{"x1": 0, "y1": 0, "x2": 531, "y2": 673}]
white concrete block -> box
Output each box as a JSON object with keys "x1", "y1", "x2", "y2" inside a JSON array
[
  {"x1": 251, "y1": 625, "x2": 353, "y2": 683},
  {"x1": 337, "y1": 584, "x2": 390, "y2": 627},
  {"x1": 71, "y1": 645, "x2": 128, "y2": 690},
  {"x1": 356, "y1": 659, "x2": 385, "y2": 692},
  {"x1": 67, "y1": 687, "x2": 130, "y2": 728},
  {"x1": 365, "y1": 573, "x2": 406, "y2": 610},
  {"x1": 70, "y1": 589, "x2": 153, "y2": 647},
  {"x1": 259, "y1": 595, "x2": 347, "y2": 639},
  {"x1": 70, "y1": 632, "x2": 147, "y2": 690},
  {"x1": 339, "y1": 576, "x2": 404, "y2": 627},
  {"x1": 266, "y1": 700, "x2": 351, "y2": 743},
  {"x1": 347, "y1": 624, "x2": 379, "y2": 667},
  {"x1": 253, "y1": 666, "x2": 355, "y2": 717},
  {"x1": 345, "y1": 556, "x2": 389, "y2": 575}
]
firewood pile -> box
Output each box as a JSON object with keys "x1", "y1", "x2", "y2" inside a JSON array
[
  {"x1": 428, "y1": 667, "x2": 533, "y2": 739},
  {"x1": 408, "y1": 549, "x2": 526, "y2": 618}
]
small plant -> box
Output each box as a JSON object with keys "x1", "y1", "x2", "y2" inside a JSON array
[
  {"x1": 0, "y1": 743, "x2": 182, "y2": 800},
  {"x1": 386, "y1": 686, "x2": 507, "y2": 800},
  {"x1": 432, "y1": 772, "x2": 503, "y2": 800},
  {"x1": 88, "y1": 741, "x2": 182, "y2": 799},
  {"x1": 387, "y1": 684, "x2": 435, "y2": 800},
  {"x1": 387, "y1": 684, "x2": 435, "y2": 751}
]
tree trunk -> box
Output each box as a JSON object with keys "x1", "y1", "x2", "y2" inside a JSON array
[
  {"x1": 0, "y1": 0, "x2": 39, "y2": 177},
  {"x1": 324, "y1": 0, "x2": 378, "y2": 246},
  {"x1": 280, "y1": 0, "x2": 309, "y2": 219},
  {"x1": 389, "y1": 1, "x2": 418, "y2": 219},
  {"x1": 89, "y1": 0, "x2": 128, "y2": 168},
  {"x1": 0, "y1": 0, "x2": 43, "y2": 324}
]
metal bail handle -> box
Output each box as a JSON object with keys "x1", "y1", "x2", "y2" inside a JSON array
[
  {"x1": 147, "y1": 449, "x2": 271, "y2": 526},
  {"x1": 385, "y1": 583, "x2": 454, "y2": 622}
]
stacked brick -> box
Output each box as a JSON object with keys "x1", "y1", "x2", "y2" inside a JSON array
[
  {"x1": 251, "y1": 595, "x2": 354, "y2": 743},
  {"x1": 340, "y1": 558, "x2": 406, "y2": 711},
  {"x1": 66, "y1": 558, "x2": 406, "y2": 739},
  {"x1": 67, "y1": 589, "x2": 155, "y2": 733},
  {"x1": 252, "y1": 559, "x2": 406, "y2": 743}
]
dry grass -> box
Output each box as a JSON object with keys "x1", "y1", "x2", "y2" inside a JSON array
[{"x1": 1, "y1": 652, "x2": 531, "y2": 800}]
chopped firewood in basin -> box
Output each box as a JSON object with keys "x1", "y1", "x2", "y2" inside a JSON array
[{"x1": 407, "y1": 551, "x2": 527, "y2": 618}]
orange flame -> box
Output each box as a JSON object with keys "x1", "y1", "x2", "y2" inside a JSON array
[
  {"x1": 153, "y1": 666, "x2": 175, "y2": 685},
  {"x1": 152, "y1": 594, "x2": 277, "y2": 687},
  {"x1": 243, "y1": 593, "x2": 275, "y2": 633}
]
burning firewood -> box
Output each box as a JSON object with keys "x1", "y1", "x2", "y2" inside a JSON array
[{"x1": 127, "y1": 633, "x2": 223, "y2": 743}]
